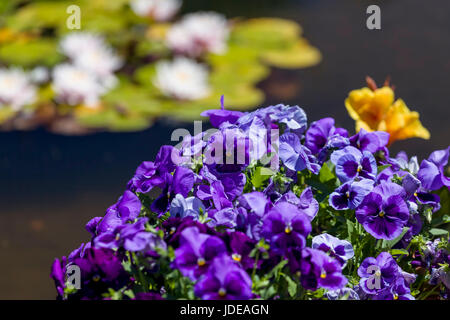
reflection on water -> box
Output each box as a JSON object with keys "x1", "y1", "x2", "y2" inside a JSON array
[{"x1": 1, "y1": 0, "x2": 450, "y2": 299}]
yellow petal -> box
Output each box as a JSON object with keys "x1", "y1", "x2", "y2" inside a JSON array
[
  {"x1": 384, "y1": 99, "x2": 430, "y2": 144},
  {"x1": 345, "y1": 86, "x2": 394, "y2": 131}
]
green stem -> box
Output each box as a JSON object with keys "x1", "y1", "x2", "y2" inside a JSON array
[{"x1": 417, "y1": 285, "x2": 440, "y2": 300}]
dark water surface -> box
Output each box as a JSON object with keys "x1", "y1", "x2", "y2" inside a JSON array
[{"x1": 1, "y1": 0, "x2": 449, "y2": 299}]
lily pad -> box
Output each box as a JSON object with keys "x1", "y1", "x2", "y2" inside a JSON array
[
  {"x1": 0, "y1": 39, "x2": 62, "y2": 67},
  {"x1": 261, "y1": 39, "x2": 322, "y2": 69}
]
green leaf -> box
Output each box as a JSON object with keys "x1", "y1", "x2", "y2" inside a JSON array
[
  {"x1": 390, "y1": 249, "x2": 409, "y2": 256},
  {"x1": 429, "y1": 228, "x2": 449, "y2": 237},
  {"x1": 261, "y1": 39, "x2": 321, "y2": 69},
  {"x1": 377, "y1": 164, "x2": 392, "y2": 175},
  {"x1": 283, "y1": 275, "x2": 297, "y2": 298},
  {"x1": 319, "y1": 162, "x2": 335, "y2": 183},
  {"x1": 0, "y1": 39, "x2": 62, "y2": 67},
  {"x1": 346, "y1": 219, "x2": 356, "y2": 242},
  {"x1": 251, "y1": 166, "x2": 274, "y2": 189},
  {"x1": 382, "y1": 227, "x2": 410, "y2": 249}
]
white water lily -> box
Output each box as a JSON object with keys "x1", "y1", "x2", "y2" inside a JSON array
[
  {"x1": 0, "y1": 68, "x2": 36, "y2": 110},
  {"x1": 52, "y1": 64, "x2": 108, "y2": 107},
  {"x1": 166, "y1": 12, "x2": 229, "y2": 57},
  {"x1": 154, "y1": 57, "x2": 211, "y2": 100},
  {"x1": 130, "y1": 0, "x2": 181, "y2": 21},
  {"x1": 60, "y1": 32, "x2": 122, "y2": 78}
]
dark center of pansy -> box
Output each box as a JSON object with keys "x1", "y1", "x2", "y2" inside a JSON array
[
  {"x1": 414, "y1": 192, "x2": 418, "y2": 197},
  {"x1": 320, "y1": 271, "x2": 327, "y2": 279},
  {"x1": 378, "y1": 211, "x2": 385, "y2": 217},
  {"x1": 345, "y1": 191, "x2": 350, "y2": 198},
  {"x1": 285, "y1": 223, "x2": 293, "y2": 234},
  {"x1": 115, "y1": 233, "x2": 120, "y2": 241},
  {"x1": 232, "y1": 253, "x2": 242, "y2": 262},
  {"x1": 170, "y1": 227, "x2": 176, "y2": 235},
  {"x1": 197, "y1": 257, "x2": 206, "y2": 267},
  {"x1": 357, "y1": 165, "x2": 362, "y2": 173},
  {"x1": 393, "y1": 294, "x2": 398, "y2": 300},
  {"x1": 218, "y1": 288, "x2": 226, "y2": 297},
  {"x1": 92, "y1": 274, "x2": 101, "y2": 282}
]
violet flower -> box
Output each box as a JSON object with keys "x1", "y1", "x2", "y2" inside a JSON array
[
  {"x1": 357, "y1": 252, "x2": 400, "y2": 295},
  {"x1": 349, "y1": 128, "x2": 389, "y2": 154},
  {"x1": 151, "y1": 166, "x2": 194, "y2": 215},
  {"x1": 169, "y1": 194, "x2": 205, "y2": 219},
  {"x1": 300, "y1": 248, "x2": 347, "y2": 291},
  {"x1": 94, "y1": 218, "x2": 166, "y2": 253},
  {"x1": 325, "y1": 287, "x2": 360, "y2": 300},
  {"x1": 261, "y1": 202, "x2": 312, "y2": 255},
  {"x1": 312, "y1": 233, "x2": 354, "y2": 266},
  {"x1": 127, "y1": 145, "x2": 180, "y2": 193},
  {"x1": 96, "y1": 190, "x2": 142, "y2": 234},
  {"x1": 173, "y1": 226, "x2": 227, "y2": 280},
  {"x1": 279, "y1": 132, "x2": 320, "y2": 174},
  {"x1": 329, "y1": 179, "x2": 374, "y2": 210},
  {"x1": 194, "y1": 255, "x2": 252, "y2": 300},
  {"x1": 373, "y1": 277, "x2": 414, "y2": 300},
  {"x1": 355, "y1": 182, "x2": 410, "y2": 240},
  {"x1": 200, "y1": 95, "x2": 244, "y2": 128},
  {"x1": 417, "y1": 146, "x2": 450, "y2": 191},
  {"x1": 276, "y1": 188, "x2": 319, "y2": 221},
  {"x1": 305, "y1": 117, "x2": 349, "y2": 155},
  {"x1": 330, "y1": 146, "x2": 377, "y2": 183}
]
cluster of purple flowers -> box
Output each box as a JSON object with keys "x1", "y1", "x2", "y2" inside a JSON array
[{"x1": 51, "y1": 103, "x2": 449, "y2": 300}]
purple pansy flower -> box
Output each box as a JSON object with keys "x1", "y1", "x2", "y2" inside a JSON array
[
  {"x1": 268, "y1": 104, "x2": 307, "y2": 133},
  {"x1": 358, "y1": 252, "x2": 400, "y2": 295},
  {"x1": 196, "y1": 180, "x2": 233, "y2": 211},
  {"x1": 200, "y1": 164, "x2": 247, "y2": 201},
  {"x1": 305, "y1": 117, "x2": 349, "y2": 156},
  {"x1": 300, "y1": 248, "x2": 347, "y2": 291},
  {"x1": 127, "y1": 145, "x2": 180, "y2": 193},
  {"x1": 329, "y1": 179, "x2": 374, "y2": 210},
  {"x1": 349, "y1": 128, "x2": 389, "y2": 153},
  {"x1": 200, "y1": 96, "x2": 244, "y2": 128},
  {"x1": 72, "y1": 248, "x2": 130, "y2": 299},
  {"x1": 94, "y1": 218, "x2": 166, "y2": 253},
  {"x1": 96, "y1": 190, "x2": 142, "y2": 234},
  {"x1": 312, "y1": 233, "x2": 354, "y2": 266},
  {"x1": 50, "y1": 256, "x2": 67, "y2": 298},
  {"x1": 331, "y1": 146, "x2": 377, "y2": 182},
  {"x1": 373, "y1": 278, "x2": 415, "y2": 300},
  {"x1": 173, "y1": 226, "x2": 227, "y2": 280},
  {"x1": 226, "y1": 231, "x2": 257, "y2": 270},
  {"x1": 169, "y1": 195, "x2": 205, "y2": 219},
  {"x1": 356, "y1": 182, "x2": 410, "y2": 240},
  {"x1": 151, "y1": 166, "x2": 194, "y2": 215},
  {"x1": 261, "y1": 202, "x2": 312, "y2": 254},
  {"x1": 417, "y1": 146, "x2": 450, "y2": 191},
  {"x1": 194, "y1": 255, "x2": 252, "y2": 300},
  {"x1": 204, "y1": 127, "x2": 251, "y2": 170},
  {"x1": 279, "y1": 132, "x2": 320, "y2": 174},
  {"x1": 207, "y1": 207, "x2": 243, "y2": 229},
  {"x1": 277, "y1": 188, "x2": 319, "y2": 221},
  {"x1": 325, "y1": 287, "x2": 360, "y2": 300}
]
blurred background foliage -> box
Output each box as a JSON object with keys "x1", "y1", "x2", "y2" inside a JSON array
[{"x1": 0, "y1": 0, "x2": 321, "y2": 133}]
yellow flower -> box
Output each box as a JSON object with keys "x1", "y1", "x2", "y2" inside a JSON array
[{"x1": 345, "y1": 81, "x2": 430, "y2": 145}]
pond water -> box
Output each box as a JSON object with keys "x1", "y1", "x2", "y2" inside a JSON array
[{"x1": 0, "y1": 0, "x2": 449, "y2": 299}]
